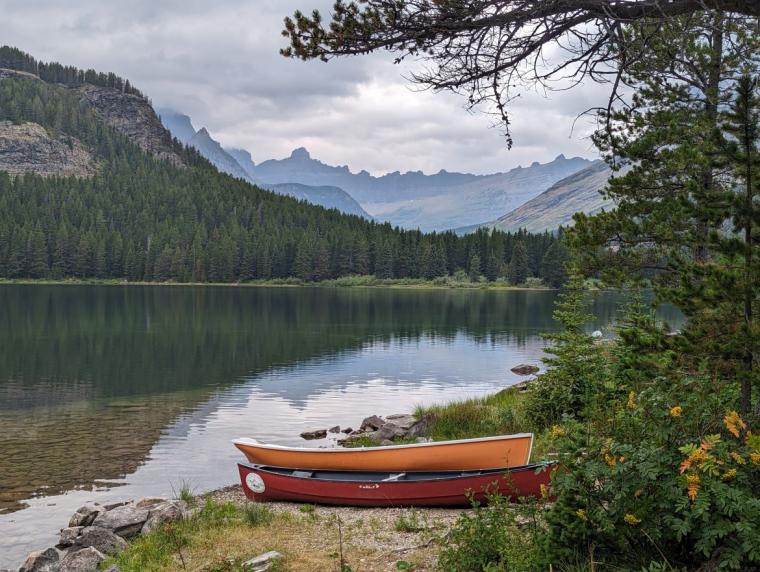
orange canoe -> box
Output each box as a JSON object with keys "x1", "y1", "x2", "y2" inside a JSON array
[{"x1": 232, "y1": 433, "x2": 533, "y2": 472}]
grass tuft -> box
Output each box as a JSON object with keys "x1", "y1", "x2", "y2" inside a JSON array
[
  {"x1": 172, "y1": 479, "x2": 196, "y2": 506},
  {"x1": 416, "y1": 387, "x2": 528, "y2": 441},
  {"x1": 242, "y1": 502, "x2": 273, "y2": 527},
  {"x1": 394, "y1": 510, "x2": 426, "y2": 533}
]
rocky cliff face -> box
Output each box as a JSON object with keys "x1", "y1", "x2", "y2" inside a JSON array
[
  {"x1": 0, "y1": 121, "x2": 97, "y2": 177},
  {"x1": 76, "y1": 85, "x2": 183, "y2": 166}
]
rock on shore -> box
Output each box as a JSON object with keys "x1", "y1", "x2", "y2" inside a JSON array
[
  {"x1": 17, "y1": 497, "x2": 187, "y2": 572},
  {"x1": 337, "y1": 413, "x2": 431, "y2": 446}
]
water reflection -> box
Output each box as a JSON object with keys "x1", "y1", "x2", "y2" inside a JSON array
[{"x1": 0, "y1": 284, "x2": 680, "y2": 566}]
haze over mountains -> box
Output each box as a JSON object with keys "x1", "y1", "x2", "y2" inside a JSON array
[
  {"x1": 158, "y1": 109, "x2": 370, "y2": 219},
  {"x1": 160, "y1": 108, "x2": 601, "y2": 232}
]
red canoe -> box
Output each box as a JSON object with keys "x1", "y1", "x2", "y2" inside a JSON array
[{"x1": 237, "y1": 462, "x2": 554, "y2": 507}]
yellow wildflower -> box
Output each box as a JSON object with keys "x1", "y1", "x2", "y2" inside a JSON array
[
  {"x1": 624, "y1": 513, "x2": 641, "y2": 525},
  {"x1": 627, "y1": 391, "x2": 637, "y2": 410},
  {"x1": 721, "y1": 468, "x2": 737, "y2": 481},
  {"x1": 670, "y1": 406, "x2": 682, "y2": 418},
  {"x1": 603, "y1": 450, "x2": 617, "y2": 467},
  {"x1": 686, "y1": 474, "x2": 701, "y2": 501},
  {"x1": 731, "y1": 452, "x2": 746, "y2": 465},
  {"x1": 724, "y1": 411, "x2": 747, "y2": 438},
  {"x1": 576, "y1": 509, "x2": 587, "y2": 521},
  {"x1": 540, "y1": 484, "x2": 549, "y2": 499},
  {"x1": 750, "y1": 453, "x2": 760, "y2": 466},
  {"x1": 680, "y1": 446, "x2": 709, "y2": 473},
  {"x1": 550, "y1": 425, "x2": 565, "y2": 439}
]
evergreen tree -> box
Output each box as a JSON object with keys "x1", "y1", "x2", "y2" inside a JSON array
[
  {"x1": 508, "y1": 241, "x2": 529, "y2": 285},
  {"x1": 540, "y1": 240, "x2": 569, "y2": 287}
]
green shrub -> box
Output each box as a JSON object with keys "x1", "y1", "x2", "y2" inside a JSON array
[{"x1": 438, "y1": 494, "x2": 542, "y2": 571}]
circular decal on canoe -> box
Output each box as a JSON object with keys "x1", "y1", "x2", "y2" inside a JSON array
[{"x1": 245, "y1": 472, "x2": 266, "y2": 494}]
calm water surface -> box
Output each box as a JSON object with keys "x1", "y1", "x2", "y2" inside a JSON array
[{"x1": 0, "y1": 285, "x2": 680, "y2": 566}]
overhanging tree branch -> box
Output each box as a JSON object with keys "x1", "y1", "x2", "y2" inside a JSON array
[{"x1": 282, "y1": 1, "x2": 760, "y2": 146}]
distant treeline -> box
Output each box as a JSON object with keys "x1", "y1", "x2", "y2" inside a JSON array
[
  {"x1": 0, "y1": 45, "x2": 144, "y2": 98},
  {"x1": 0, "y1": 69, "x2": 569, "y2": 286}
]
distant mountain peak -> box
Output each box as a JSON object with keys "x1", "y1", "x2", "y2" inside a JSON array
[
  {"x1": 290, "y1": 147, "x2": 311, "y2": 160},
  {"x1": 196, "y1": 127, "x2": 211, "y2": 138},
  {"x1": 555, "y1": 153, "x2": 566, "y2": 160}
]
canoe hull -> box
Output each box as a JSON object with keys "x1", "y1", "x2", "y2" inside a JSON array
[
  {"x1": 237, "y1": 463, "x2": 553, "y2": 508},
  {"x1": 233, "y1": 433, "x2": 533, "y2": 472}
]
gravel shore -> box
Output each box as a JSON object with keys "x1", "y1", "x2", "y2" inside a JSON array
[{"x1": 202, "y1": 485, "x2": 468, "y2": 570}]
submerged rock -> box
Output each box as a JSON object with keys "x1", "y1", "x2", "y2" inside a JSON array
[
  {"x1": 300, "y1": 429, "x2": 327, "y2": 440},
  {"x1": 510, "y1": 363, "x2": 540, "y2": 375},
  {"x1": 328, "y1": 425, "x2": 341, "y2": 433}
]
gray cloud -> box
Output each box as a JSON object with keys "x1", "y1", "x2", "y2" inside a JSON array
[{"x1": 1, "y1": 0, "x2": 603, "y2": 174}]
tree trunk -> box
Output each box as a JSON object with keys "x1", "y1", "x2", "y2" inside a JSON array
[{"x1": 695, "y1": 13, "x2": 723, "y2": 262}]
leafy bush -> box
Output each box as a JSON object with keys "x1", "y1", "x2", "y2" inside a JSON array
[{"x1": 438, "y1": 494, "x2": 542, "y2": 571}]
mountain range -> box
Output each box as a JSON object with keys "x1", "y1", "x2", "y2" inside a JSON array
[
  {"x1": 159, "y1": 108, "x2": 604, "y2": 232},
  {"x1": 158, "y1": 109, "x2": 370, "y2": 219},
  {"x1": 485, "y1": 161, "x2": 615, "y2": 233}
]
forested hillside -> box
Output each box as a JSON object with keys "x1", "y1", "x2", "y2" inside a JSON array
[{"x1": 0, "y1": 48, "x2": 566, "y2": 284}]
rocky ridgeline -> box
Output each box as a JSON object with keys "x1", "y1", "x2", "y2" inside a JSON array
[
  {"x1": 301, "y1": 413, "x2": 432, "y2": 446},
  {"x1": 15, "y1": 497, "x2": 187, "y2": 572},
  {"x1": 75, "y1": 85, "x2": 183, "y2": 167}
]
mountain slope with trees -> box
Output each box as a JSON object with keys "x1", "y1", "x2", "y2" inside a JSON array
[{"x1": 0, "y1": 47, "x2": 566, "y2": 286}]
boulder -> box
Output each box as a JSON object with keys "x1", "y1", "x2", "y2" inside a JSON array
[
  {"x1": 328, "y1": 425, "x2": 341, "y2": 434},
  {"x1": 18, "y1": 547, "x2": 61, "y2": 572},
  {"x1": 74, "y1": 526, "x2": 127, "y2": 555},
  {"x1": 92, "y1": 505, "x2": 149, "y2": 538},
  {"x1": 385, "y1": 414, "x2": 418, "y2": 431},
  {"x1": 142, "y1": 500, "x2": 188, "y2": 534},
  {"x1": 68, "y1": 503, "x2": 105, "y2": 527},
  {"x1": 406, "y1": 415, "x2": 431, "y2": 439},
  {"x1": 342, "y1": 427, "x2": 353, "y2": 434},
  {"x1": 510, "y1": 363, "x2": 540, "y2": 376},
  {"x1": 102, "y1": 501, "x2": 131, "y2": 511},
  {"x1": 299, "y1": 429, "x2": 327, "y2": 440},
  {"x1": 59, "y1": 547, "x2": 105, "y2": 572},
  {"x1": 135, "y1": 496, "x2": 167, "y2": 509},
  {"x1": 359, "y1": 415, "x2": 384, "y2": 432},
  {"x1": 376, "y1": 424, "x2": 406, "y2": 442},
  {"x1": 58, "y1": 526, "x2": 84, "y2": 548},
  {"x1": 243, "y1": 550, "x2": 283, "y2": 571}
]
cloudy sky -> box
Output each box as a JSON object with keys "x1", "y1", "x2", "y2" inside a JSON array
[{"x1": 2, "y1": 0, "x2": 604, "y2": 175}]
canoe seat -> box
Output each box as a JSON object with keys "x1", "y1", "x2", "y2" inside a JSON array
[
  {"x1": 292, "y1": 470, "x2": 314, "y2": 478},
  {"x1": 382, "y1": 473, "x2": 407, "y2": 482}
]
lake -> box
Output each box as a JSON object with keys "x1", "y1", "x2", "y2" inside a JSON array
[{"x1": 0, "y1": 284, "x2": 681, "y2": 566}]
